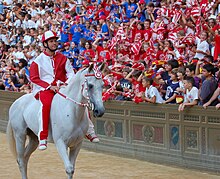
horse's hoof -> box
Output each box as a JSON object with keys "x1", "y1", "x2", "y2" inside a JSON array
[{"x1": 66, "y1": 166, "x2": 74, "y2": 175}]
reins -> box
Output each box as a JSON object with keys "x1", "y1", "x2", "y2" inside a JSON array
[{"x1": 56, "y1": 68, "x2": 102, "y2": 110}]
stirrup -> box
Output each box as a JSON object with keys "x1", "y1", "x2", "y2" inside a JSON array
[
  {"x1": 38, "y1": 140, "x2": 47, "y2": 150},
  {"x1": 86, "y1": 133, "x2": 100, "y2": 143}
]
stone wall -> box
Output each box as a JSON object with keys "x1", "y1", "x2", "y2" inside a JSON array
[
  {"x1": 1, "y1": 91, "x2": 220, "y2": 172},
  {"x1": 84, "y1": 101, "x2": 220, "y2": 172}
]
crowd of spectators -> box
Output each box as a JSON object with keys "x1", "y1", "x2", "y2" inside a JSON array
[{"x1": 0, "y1": 0, "x2": 220, "y2": 110}]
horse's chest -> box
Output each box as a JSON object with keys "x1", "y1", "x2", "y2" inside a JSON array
[{"x1": 67, "y1": 128, "x2": 85, "y2": 147}]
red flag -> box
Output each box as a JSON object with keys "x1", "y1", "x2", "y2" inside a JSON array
[
  {"x1": 191, "y1": 7, "x2": 201, "y2": 17},
  {"x1": 172, "y1": 10, "x2": 182, "y2": 24},
  {"x1": 195, "y1": 18, "x2": 202, "y2": 36},
  {"x1": 131, "y1": 41, "x2": 142, "y2": 55},
  {"x1": 168, "y1": 32, "x2": 177, "y2": 43},
  {"x1": 116, "y1": 26, "x2": 127, "y2": 40},
  {"x1": 108, "y1": 26, "x2": 127, "y2": 50},
  {"x1": 201, "y1": 1, "x2": 215, "y2": 18},
  {"x1": 181, "y1": 33, "x2": 195, "y2": 45},
  {"x1": 108, "y1": 36, "x2": 118, "y2": 51}
]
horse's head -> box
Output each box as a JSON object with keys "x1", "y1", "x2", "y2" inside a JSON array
[{"x1": 81, "y1": 63, "x2": 105, "y2": 117}]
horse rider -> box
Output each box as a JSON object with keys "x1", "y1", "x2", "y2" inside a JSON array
[{"x1": 29, "y1": 30, "x2": 99, "y2": 150}]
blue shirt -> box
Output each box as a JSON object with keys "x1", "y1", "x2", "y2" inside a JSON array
[
  {"x1": 122, "y1": 2, "x2": 138, "y2": 19},
  {"x1": 83, "y1": 27, "x2": 93, "y2": 41},
  {"x1": 101, "y1": 23, "x2": 109, "y2": 37},
  {"x1": 165, "y1": 80, "x2": 179, "y2": 103},
  {"x1": 70, "y1": 24, "x2": 83, "y2": 45},
  {"x1": 60, "y1": 21, "x2": 69, "y2": 43},
  {"x1": 62, "y1": 50, "x2": 72, "y2": 59}
]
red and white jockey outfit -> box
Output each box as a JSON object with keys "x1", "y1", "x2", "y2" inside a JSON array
[{"x1": 30, "y1": 51, "x2": 75, "y2": 140}]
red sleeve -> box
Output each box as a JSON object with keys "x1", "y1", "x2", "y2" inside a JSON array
[{"x1": 30, "y1": 62, "x2": 50, "y2": 89}]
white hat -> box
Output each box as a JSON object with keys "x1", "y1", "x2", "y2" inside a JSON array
[
  {"x1": 208, "y1": 15, "x2": 216, "y2": 20},
  {"x1": 41, "y1": 30, "x2": 57, "y2": 43}
]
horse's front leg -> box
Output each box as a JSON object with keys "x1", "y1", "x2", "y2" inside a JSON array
[
  {"x1": 69, "y1": 142, "x2": 82, "y2": 173},
  {"x1": 55, "y1": 139, "x2": 74, "y2": 179}
]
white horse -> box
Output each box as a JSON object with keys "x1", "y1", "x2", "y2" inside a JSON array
[{"x1": 6, "y1": 64, "x2": 105, "y2": 179}]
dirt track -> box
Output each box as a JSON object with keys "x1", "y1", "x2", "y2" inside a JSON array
[{"x1": 0, "y1": 133, "x2": 220, "y2": 179}]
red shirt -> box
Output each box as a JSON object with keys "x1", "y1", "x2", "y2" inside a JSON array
[
  {"x1": 102, "y1": 2, "x2": 111, "y2": 17},
  {"x1": 133, "y1": 29, "x2": 143, "y2": 42},
  {"x1": 82, "y1": 49, "x2": 95, "y2": 60},
  {"x1": 86, "y1": 5, "x2": 96, "y2": 15},
  {"x1": 132, "y1": 79, "x2": 146, "y2": 94},
  {"x1": 213, "y1": 24, "x2": 220, "y2": 32},
  {"x1": 143, "y1": 28, "x2": 152, "y2": 42},
  {"x1": 96, "y1": 46, "x2": 111, "y2": 62}
]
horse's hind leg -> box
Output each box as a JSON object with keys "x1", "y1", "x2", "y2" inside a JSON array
[
  {"x1": 14, "y1": 131, "x2": 28, "y2": 179},
  {"x1": 24, "y1": 130, "x2": 38, "y2": 167}
]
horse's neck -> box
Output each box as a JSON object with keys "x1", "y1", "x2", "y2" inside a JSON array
[{"x1": 61, "y1": 72, "x2": 86, "y2": 104}]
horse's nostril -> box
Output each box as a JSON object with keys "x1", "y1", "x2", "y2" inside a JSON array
[{"x1": 94, "y1": 109, "x2": 99, "y2": 114}]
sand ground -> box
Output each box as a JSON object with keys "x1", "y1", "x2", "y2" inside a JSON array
[{"x1": 0, "y1": 133, "x2": 220, "y2": 179}]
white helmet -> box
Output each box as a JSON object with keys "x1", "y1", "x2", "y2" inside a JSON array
[{"x1": 41, "y1": 30, "x2": 57, "y2": 43}]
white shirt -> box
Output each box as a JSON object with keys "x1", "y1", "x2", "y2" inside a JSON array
[
  {"x1": 14, "y1": 19, "x2": 21, "y2": 28},
  {"x1": 0, "y1": 34, "x2": 9, "y2": 45},
  {"x1": 184, "y1": 86, "x2": 198, "y2": 103},
  {"x1": 13, "y1": 51, "x2": 26, "y2": 61},
  {"x1": 39, "y1": 9, "x2": 45, "y2": 15},
  {"x1": 194, "y1": 37, "x2": 209, "y2": 59},
  {"x1": 27, "y1": 50, "x2": 37, "y2": 65},
  {"x1": 35, "y1": 19, "x2": 44, "y2": 28},
  {"x1": 23, "y1": 35, "x2": 32, "y2": 47},
  {"x1": 30, "y1": 9, "x2": 39, "y2": 17},
  {"x1": 26, "y1": 20, "x2": 36, "y2": 29},
  {"x1": 3, "y1": 0, "x2": 13, "y2": 5},
  {"x1": 145, "y1": 85, "x2": 164, "y2": 103}
]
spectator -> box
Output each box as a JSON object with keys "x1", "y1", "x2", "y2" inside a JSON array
[
  {"x1": 142, "y1": 76, "x2": 164, "y2": 103},
  {"x1": 0, "y1": 0, "x2": 219, "y2": 110},
  {"x1": 70, "y1": 15, "x2": 83, "y2": 45},
  {"x1": 92, "y1": 37, "x2": 111, "y2": 63},
  {"x1": 116, "y1": 67, "x2": 133, "y2": 101},
  {"x1": 176, "y1": 67, "x2": 186, "y2": 104},
  {"x1": 194, "y1": 31, "x2": 210, "y2": 60},
  {"x1": 178, "y1": 76, "x2": 199, "y2": 111},
  {"x1": 199, "y1": 63, "x2": 218, "y2": 105},
  {"x1": 81, "y1": 41, "x2": 95, "y2": 61},
  {"x1": 164, "y1": 68, "x2": 180, "y2": 104},
  {"x1": 203, "y1": 84, "x2": 220, "y2": 109},
  {"x1": 185, "y1": 63, "x2": 201, "y2": 89}
]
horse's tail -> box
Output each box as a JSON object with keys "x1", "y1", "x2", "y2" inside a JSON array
[{"x1": 6, "y1": 121, "x2": 17, "y2": 159}]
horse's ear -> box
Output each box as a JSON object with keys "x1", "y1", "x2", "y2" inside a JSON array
[{"x1": 88, "y1": 63, "x2": 94, "y2": 72}]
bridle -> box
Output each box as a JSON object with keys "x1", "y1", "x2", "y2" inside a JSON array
[{"x1": 56, "y1": 68, "x2": 102, "y2": 110}]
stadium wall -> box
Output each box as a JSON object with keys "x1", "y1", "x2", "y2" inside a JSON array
[{"x1": 1, "y1": 91, "x2": 220, "y2": 172}]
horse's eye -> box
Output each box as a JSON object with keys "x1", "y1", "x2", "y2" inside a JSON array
[{"x1": 88, "y1": 84, "x2": 93, "y2": 89}]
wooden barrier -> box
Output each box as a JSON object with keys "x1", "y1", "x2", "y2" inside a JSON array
[
  {"x1": 1, "y1": 91, "x2": 220, "y2": 172},
  {"x1": 0, "y1": 91, "x2": 24, "y2": 132}
]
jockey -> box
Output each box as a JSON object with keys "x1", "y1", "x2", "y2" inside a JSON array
[{"x1": 30, "y1": 30, "x2": 99, "y2": 150}]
